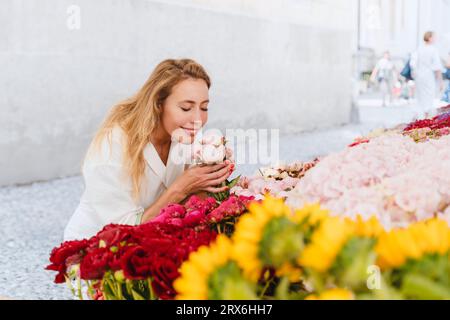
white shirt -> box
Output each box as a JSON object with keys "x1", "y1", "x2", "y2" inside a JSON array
[
  {"x1": 411, "y1": 44, "x2": 443, "y2": 114},
  {"x1": 375, "y1": 58, "x2": 394, "y2": 78},
  {"x1": 411, "y1": 44, "x2": 443, "y2": 79},
  {"x1": 64, "y1": 126, "x2": 187, "y2": 240}
]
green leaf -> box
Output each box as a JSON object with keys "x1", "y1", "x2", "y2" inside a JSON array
[
  {"x1": 401, "y1": 273, "x2": 450, "y2": 300},
  {"x1": 131, "y1": 289, "x2": 146, "y2": 300},
  {"x1": 227, "y1": 175, "x2": 241, "y2": 189},
  {"x1": 274, "y1": 277, "x2": 290, "y2": 300}
]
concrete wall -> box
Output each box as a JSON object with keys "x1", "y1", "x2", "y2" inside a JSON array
[{"x1": 0, "y1": 0, "x2": 357, "y2": 186}]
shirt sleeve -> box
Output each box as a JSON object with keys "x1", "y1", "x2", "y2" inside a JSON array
[{"x1": 83, "y1": 163, "x2": 144, "y2": 227}]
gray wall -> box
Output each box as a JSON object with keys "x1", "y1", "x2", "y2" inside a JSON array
[{"x1": 0, "y1": 0, "x2": 356, "y2": 186}]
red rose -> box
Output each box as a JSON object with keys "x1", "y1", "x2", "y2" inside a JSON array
[
  {"x1": 149, "y1": 229, "x2": 217, "y2": 299},
  {"x1": 96, "y1": 224, "x2": 137, "y2": 247},
  {"x1": 120, "y1": 246, "x2": 153, "y2": 280},
  {"x1": 80, "y1": 247, "x2": 113, "y2": 280},
  {"x1": 139, "y1": 237, "x2": 174, "y2": 251},
  {"x1": 46, "y1": 239, "x2": 89, "y2": 283},
  {"x1": 150, "y1": 254, "x2": 182, "y2": 299},
  {"x1": 135, "y1": 222, "x2": 165, "y2": 239},
  {"x1": 107, "y1": 244, "x2": 137, "y2": 271}
]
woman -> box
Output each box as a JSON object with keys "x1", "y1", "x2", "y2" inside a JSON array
[
  {"x1": 411, "y1": 31, "x2": 444, "y2": 118},
  {"x1": 370, "y1": 51, "x2": 396, "y2": 107},
  {"x1": 64, "y1": 59, "x2": 234, "y2": 240},
  {"x1": 441, "y1": 52, "x2": 450, "y2": 103}
]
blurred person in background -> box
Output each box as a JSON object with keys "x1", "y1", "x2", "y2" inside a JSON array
[
  {"x1": 410, "y1": 31, "x2": 444, "y2": 118},
  {"x1": 441, "y1": 52, "x2": 450, "y2": 103},
  {"x1": 370, "y1": 51, "x2": 397, "y2": 107},
  {"x1": 399, "y1": 53, "x2": 416, "y2": 100}
]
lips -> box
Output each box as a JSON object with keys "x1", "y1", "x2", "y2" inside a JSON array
[{"x1": 181, "y1": 127, "x2": 197, "y2": 135}]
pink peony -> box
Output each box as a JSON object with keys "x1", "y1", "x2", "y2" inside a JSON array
[{"x1": 286, "y1": 134, "x2": 450, "y2": 228}]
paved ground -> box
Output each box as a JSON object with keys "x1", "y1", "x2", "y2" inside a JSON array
[{"x1": 0, "y1": 96, "x2": 431, "y2": 299}]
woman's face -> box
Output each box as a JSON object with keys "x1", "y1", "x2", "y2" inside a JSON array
[{"x1": 161, "y1": 78, "x2": 209, "y2": 144}]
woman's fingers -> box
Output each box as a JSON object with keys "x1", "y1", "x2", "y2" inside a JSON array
[
  {"x1": 206, "y1": 165, "x2": 230, "y2": 181},
  {"x1": 206, "y1": 173, "x2": 231, "y2": 187},
  {"x1": 200, "y1": 161, "x2": 231, "y2": 174},
  {"x1": 205, "y1": 166, "x2": 233, "y2": 187},
  {"x1": 204, "y1": 185, "x2": 229, "y2": 193}
]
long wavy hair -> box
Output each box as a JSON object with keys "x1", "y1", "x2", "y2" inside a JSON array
[{"x1": 86, "y1": 59, "x2": 211, "y2": 200}]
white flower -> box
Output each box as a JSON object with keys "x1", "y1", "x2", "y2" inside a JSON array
[
  {"x1": 200, "y1": 132, "x2": 224, "y2": 147},
  {"x1": 190, "y1": 133, "x2": 231, "y2": 165},
  {"x1": 201, "y1": 144, "x2": 225, "y2": 164},
  {"x1": 261, "y1": 168, "x2": 280, "y2": 179}
]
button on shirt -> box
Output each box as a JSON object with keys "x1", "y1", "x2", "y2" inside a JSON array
[{"x1": 64, "y1": 126, "x2": 187, "y2": 240}]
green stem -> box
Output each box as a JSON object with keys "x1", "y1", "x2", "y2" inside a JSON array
[
  {"x1": 65, "y1": 275, "x2": 76, "y2": 297},
  {"x1": 101, "y1": 278, "x2": 114, "y2": 300},
  {"x1": 86, "y1": 280, "x2": 94, "y2": 300},
  {"x1": 105, "y1": 276, "x2": 118, "y2": 300},
  {"x1": 77, "y1": 275, "x2": 83, "y2": 300},
  {"x1": 116, "y1": 281, "x2": 123, "y2": 300},
  {"x1": 148, "y1": 278, "x2": 155, "y2": 300},
  {"x1": 259, "y1": 278, "x2": 274, "y2": 298},
  {"x1": 401, "y1": 273, "x2": 450, "y2": 300}
]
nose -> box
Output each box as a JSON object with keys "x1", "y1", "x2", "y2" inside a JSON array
[{"x1": 191, "y1": 108, "x2": 203, "y2": 125}]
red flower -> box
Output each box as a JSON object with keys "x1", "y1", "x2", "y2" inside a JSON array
[
  {"x1": 182, "y1": 209, "x2": 206, "y2": 227},
  {"x1": 47, "y1": 190, "x2": 224, "y2": 295},
  {"x1": 147, "y1": 228, "x2": 217, "y2": 299},
  {"x1": 46, "y1": 239, "x2": 89, "y2": 283},
  {"x1": 184, "y1": 195, "x2": 218, "y2": 214},
  {"x1": 80, "y1": 247, "x2": 113, "y2": 280},
  {"x1": 96, "y1": 224, "x2": 137, "y2": 248},
  {"x1": 120, "y1": 246, "x2": 153, "y2": 280},
  {"x1": 150, "y1": 253, "x2": 183, "y2": 299},
  {"x1": 205, "y1": 195, "x2": 252, "y2": 224},
  {"x1": 404, "y1": 112, "x2": 450, "y2": 132},
  {"x1": 349, "y1": 138, "x2": 370, "y2": 148}
]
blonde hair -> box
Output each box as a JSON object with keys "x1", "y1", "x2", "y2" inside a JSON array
[
  {"x1": 424, "y1": 31, "x2": 434, "y2": 43},
  {"x1": 87, "y1": 59, "x2": 211, "y2": 200}
]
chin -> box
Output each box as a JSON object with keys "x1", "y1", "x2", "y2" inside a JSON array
[{"x1": 172, "y1": 131, "x2": 195, "y2": 144}]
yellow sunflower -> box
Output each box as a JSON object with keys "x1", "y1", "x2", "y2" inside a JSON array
[
  {"x1": 299, "y1": 214, "x2": 385, "y2": 274},
  {"x1": 375, "y1": 218, "x2": 450, "y2": 270},
  {"x1": 298, "y1": 217, "x2": 354, "y2": 273},
  {"x1": 305, "y1": 288, "x2": 355, "y2": 300},
  {"x1": 349, "y1": 215, "x2": 385, "y2": 238},
  {"x1": 174, "y1": 235, "x2": 234, "y2": 300},
  {"x1": 292, "y1": 203, "x2": 330, "y2": 225},
  {"x1": 232, "y1": 196, "x2": 294, "y2": 281},
  {"x1": 275, "y1": 262, "x2": 303, "y2": 282}
]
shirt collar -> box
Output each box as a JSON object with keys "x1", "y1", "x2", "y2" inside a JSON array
[{"x1": 143, "y1": 140, "x2": 187, "y2": 188}]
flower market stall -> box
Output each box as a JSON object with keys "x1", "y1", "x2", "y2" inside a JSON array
[{"x1": 47, "y1": 107, "x2": 450, "y2": 300}]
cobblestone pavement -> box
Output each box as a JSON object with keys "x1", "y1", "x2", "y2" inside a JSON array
[{"x1": 0, "y1": 101, "x2": 421, "y2": 299}]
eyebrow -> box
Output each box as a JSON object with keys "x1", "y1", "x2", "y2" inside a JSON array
[{"x1": 179, "y1": 99, "x2": 209, "y2": 104}]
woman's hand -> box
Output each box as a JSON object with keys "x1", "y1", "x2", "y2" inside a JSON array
[
  {"x1": 141, "y1": 161, "x2": 234, "y2": 223},
  {"x1": 171, "y1": 161, "x2": 234, "y2": 197}
]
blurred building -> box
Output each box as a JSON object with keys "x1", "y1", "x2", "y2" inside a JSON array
[
  {"x1": 353, "y1": 0, "x2": 450, "y2": 95},
  {"x1": 0, "y1": 0, "x2": 358, "y2": 186},
  {"x1": 358, "y1": 0, "x2": 450, "y2": 57}
]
